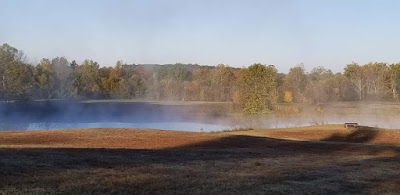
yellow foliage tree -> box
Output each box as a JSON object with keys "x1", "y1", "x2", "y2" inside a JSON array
[{"x1": 283, "y1": 91, "x2": 293, "y2": 103}]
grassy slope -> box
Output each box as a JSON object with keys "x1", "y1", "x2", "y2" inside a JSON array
[{"x1": 1, "y1": 126, "x2": 400, "y2": 194}]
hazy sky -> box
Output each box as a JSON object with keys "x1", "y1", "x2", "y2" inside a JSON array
[{"x1": 1, "y1": 0, "x2": 400, "y2": 72}]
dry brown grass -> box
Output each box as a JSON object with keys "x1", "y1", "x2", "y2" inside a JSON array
[
  {"x1": 0, "y1": 128, "x2": 220, "y2": 149},
  {"x1": 244, "y1": 125, "x2": 400, "y2": 145},
  {"x1": 1, "y1": 126, "x2": 400, "y2": 194}
]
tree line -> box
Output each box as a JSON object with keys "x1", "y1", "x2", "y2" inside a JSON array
[{"x1": 2, "y1": 43, "x2": 400, "y2": 114}]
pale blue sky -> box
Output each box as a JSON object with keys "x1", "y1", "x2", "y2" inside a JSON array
[{"x1": 1, "y1": 0, "x2": 400, "y2": 72}]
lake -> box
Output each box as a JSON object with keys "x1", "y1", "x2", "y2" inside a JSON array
[
  {"x1": 0, "y1": 101, "x2": 236, "y2": 132},
  {"x1": 1, "y1": 101, "x2": 400, "y2": 131}
]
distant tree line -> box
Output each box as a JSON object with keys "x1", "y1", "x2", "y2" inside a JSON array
[{"x1": 2, "y1": 43, "x2": 400, "y2": 114}]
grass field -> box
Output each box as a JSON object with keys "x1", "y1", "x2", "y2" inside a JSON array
[{"x1": 1, "y1": 125, "x2": 400, "y2": 194}]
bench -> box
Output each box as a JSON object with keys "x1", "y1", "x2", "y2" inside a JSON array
[{"x1": 344, "y1": 123, "x2": 359, "y2": 129}]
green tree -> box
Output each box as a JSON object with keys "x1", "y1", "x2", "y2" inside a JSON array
[
  {"x1": 0, "y1": 43, "x2": 33, "y2": 101},
  {"x1": 3, "y1": 63, "x2": 34, "y2": 101},
  {"x1": 0, "y1": 43, "x2": 19, "y2": 99},
  {"x1": 35, "y1": 58, "x2": 60, "y2": 99},
  {"x1": 239, "y1": 64, "x2": 277, "y2": 114},
  {"x1": 74, "y1": 60, "x2": 101, "y2": 98}
]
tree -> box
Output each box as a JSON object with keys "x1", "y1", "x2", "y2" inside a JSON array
[
  {"x1": 190, "y1": 68, "x2": 213, "y2": 101},
  {"x1": 211, "y1": 64, "x2": 235, "y2": 101},
  {"x1": 283, "y1": 91, "x2": 293, "y2": 103},
  {"x1": 157, "y1": 63, "x2": 191, "y2": 100},
  {"x1": 344, "y1": 63, "x2": 366, "y2": 100},
  {"x1": 389, "y1": 63, "x2": 400, "y2": 100},
  {"x1": 0, "y1": 43, "x2": 33, "y2": 101},
  {"x1": 363, "y1": 62, "x2": 390, "y2": 100},
  {"x1": 34, "y1": 58, "x2": 61, "y2": 99},
  {"x1": 116, "y1": 64, "x2": 146, "y2": 99},
  {"x1": 325, "y1": 73, "x2": 354, "y2": 101},
  {"x1": 0, "y1": 44, "x2": 20, "y2": 99},
  {"x1": 51, "y1": 57, "x2": 71, "y2": 98},
  {"x1": 283, "y1": 65, "x2": 307, "y2": 103},
  {"x1": 3, "y1": 62, "x2": 34, "y2": 101},
  {"x1": 304, "y1": 67, "x2": 333, "y2": 103},
  {"x1": 74, "y1": 60, "x2": 101, "y2": 98},
  {"x1": 101, "y1": 61, "x2": 124, "y2": 98},
  {"x1": 239, "y1": 64, "x2": 277, "y2": 114},
  {"x1": 126, "y1": 72, "x2": 146, "y2": 98},
  {"x1": 70, "y1": 60, "x2": 78, "y2": 69}
]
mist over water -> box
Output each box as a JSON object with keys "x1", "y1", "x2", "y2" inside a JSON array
[
  {"x1": 0, "y1": 101, "x2": 235, "y2": 132},
  {"x1": 22, "y1": 122, "x2": 229, "y2": 132},
  {"x1": 1, "y1": 101, "x2": 400, "y2": 132},
  {"x1": 243, "y1": 116, "x2": 400, "y2": 129}
]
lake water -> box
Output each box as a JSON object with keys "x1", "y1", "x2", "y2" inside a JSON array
[
  {"x1": 0, "y1": 101, "x2": 237, "y2": 132},
  {"x1": 22, "y1": 122, "x2": 232, "y2": 132},
  {"x1": 2, "y1": 101, "x2": 400, "y2": 132},
  {"x1": 0, "y1": 121, "x2": 317, "y2": 132}
]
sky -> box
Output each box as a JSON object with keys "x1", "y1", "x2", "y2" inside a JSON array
[{"x1": 1, "y1": 0, "x2": 400, "y2": 73}]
